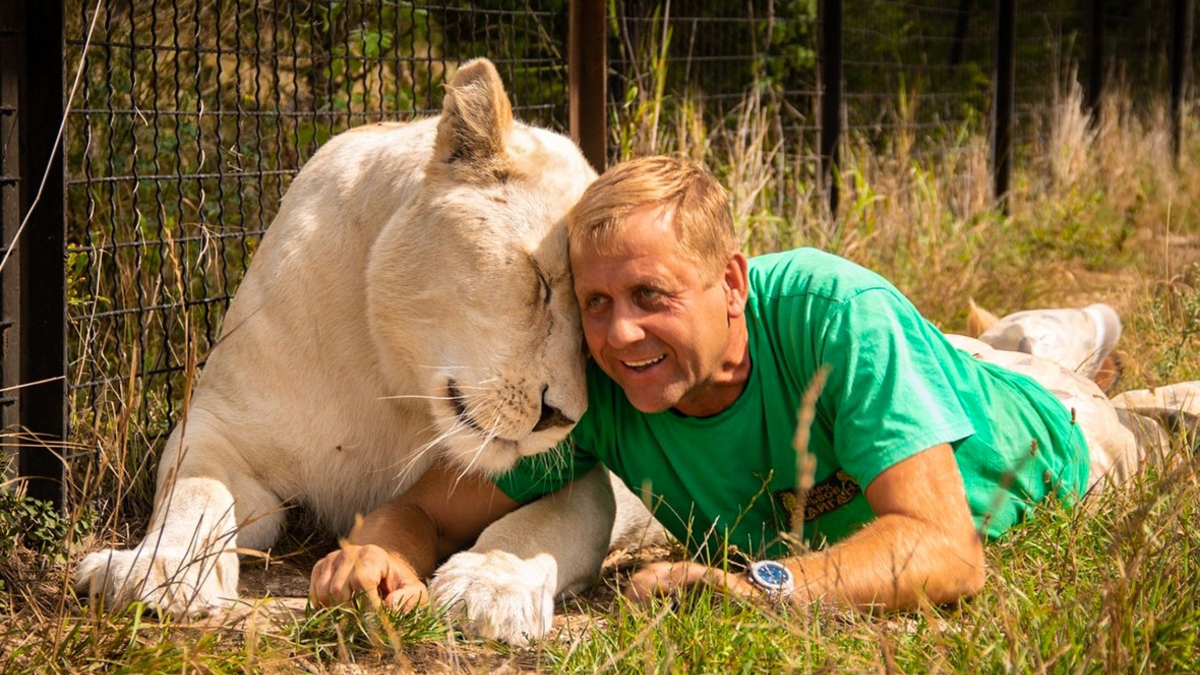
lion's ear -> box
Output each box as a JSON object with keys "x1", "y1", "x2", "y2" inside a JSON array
[{"x1": 433, "y1": 59, "x2": 514, "y2": 168}]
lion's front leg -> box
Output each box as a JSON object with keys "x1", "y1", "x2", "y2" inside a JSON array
[
  {"x1": 428, "y1": 466, "x2": 616, "y2": 645},
  {"x1": 75, "y1": 426, "x2": 285, "y2": 617}
]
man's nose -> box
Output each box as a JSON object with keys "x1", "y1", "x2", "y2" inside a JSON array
[{"x1": 607, "y1": 304, "x2": 645, "y2": 348}]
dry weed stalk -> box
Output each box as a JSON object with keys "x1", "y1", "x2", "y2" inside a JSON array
[{"x1": 789, "y1": 366, "x2": 828, "y2": 548}]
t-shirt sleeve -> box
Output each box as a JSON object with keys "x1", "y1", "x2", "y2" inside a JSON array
[
  {"x1": 817, "y1": 288, "x2": 976, "y2": 489},
  {"x1": 492, "y1": 437, "x2": 600, "y2": 503}
]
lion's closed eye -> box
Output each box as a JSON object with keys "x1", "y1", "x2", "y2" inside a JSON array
[{"x1": 531, "y1": 260, "x2": 552, "y2": 307}]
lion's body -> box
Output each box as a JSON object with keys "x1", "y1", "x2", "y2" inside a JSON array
[
  {"x1": 183, "y1": 120, "x2": 440, "y2": 538},
  {"x1": 76, "y1": 60, "x2": 655, "y2": 643}
]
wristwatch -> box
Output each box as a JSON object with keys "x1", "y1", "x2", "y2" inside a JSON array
[{"x1": 747, "y1": 560, "x2": 794, "y2": 601}]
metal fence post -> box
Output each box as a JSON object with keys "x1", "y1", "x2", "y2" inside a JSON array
[
  {"x1": 570, "y1": 0, "x2": 607, "y2": 174},
  {"x1": 0, "y1": 2, "x2": 20, "y2": 487},
  {"x1": 0, "y1": 0, "x2": 67, "y2": 507},
  {"x1": 991, "y1": 0, "x2": 1015, "y2": 210},
  {"x1": 948, "y1": 0, "x2": 972, "y2": 67},
  {"x1": 819, "y1": 0, "x2": 843, "y2": 217},
  {"x1": 1086, "y1": 0, "x2": 1105, "y2": 127},
  {"x1": 1171, "y1": 0, "x2": 1195, "y2": 165}
]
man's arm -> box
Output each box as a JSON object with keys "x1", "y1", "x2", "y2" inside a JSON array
[
  {"x1": 309, "y1": 459, "x2": 520, "y2": 608},
  {"x1": 783, "y1": 442, "x2": 985, "y2": 609},
  {"x1": 627, "y1": 443, "x2": 986, "y2": 610}
]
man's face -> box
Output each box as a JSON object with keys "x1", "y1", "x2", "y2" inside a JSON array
[{"x1": 570, "y1": 204, "x2": 749, "y2": 416}]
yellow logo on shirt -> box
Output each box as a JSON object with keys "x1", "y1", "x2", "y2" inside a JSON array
[{"x1": 775, "y1": 469, "x2": 861, "y2": 528}]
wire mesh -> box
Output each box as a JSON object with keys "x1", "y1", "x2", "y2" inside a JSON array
[
  {"x1": 609, "y1": 0, "x2": 821, "y2": 143},
  {"x1": 63, "y1": 0, "x2": 568, "y2": 462},
  {"x1": 607, "y1": 0, "x2": 821, "y2": 253},
  {"x1": 53, "y1": 0, "x2": 1198, "y2": 485},
  {"x1": 842, "y1": 0, "x2": 995, "y2": 161}
]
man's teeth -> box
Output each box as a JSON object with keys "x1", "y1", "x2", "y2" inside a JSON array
[{"x1": 624, "y1": 355, "x2": 665, "y2": 368}]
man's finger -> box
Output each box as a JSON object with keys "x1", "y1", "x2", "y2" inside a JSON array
[
  {"x1": 325, "y1": 555, "x2": 354, "y2": 605},
  {"x1": 688, "y1": 564, "x2": 764, "y2": 600},
  {"x1": 709, "y1": 569, "x2": 760, "y2": 599},
  {"x1": 624, "y1": 562, "x2": 760, "y2": 605},
  {"x1": 309, "y1": 555, "x2": 335, "y2": 606},
  {"x1": 327, "y1": 551, "x2": 376, "y2": 605},
  {"x1": 624, "y1": 561, "x2": 687, "y2": 604},
  {"x1": 384, "y1": 584, "x2": 429, "y2": 611},
  {"x1": 352, "y1": 563, "x2": 384, "y2": 608}
]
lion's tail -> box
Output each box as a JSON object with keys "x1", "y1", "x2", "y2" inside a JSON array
[{"x1": 965, "y1": 298, "x2": 1001, "y2": 338}]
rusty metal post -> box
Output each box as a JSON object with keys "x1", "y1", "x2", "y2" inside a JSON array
[
  {"x1": 1086, "y1": 0, "x2": 1104, "y2": 126},
  {"x1": 0, "y1": 1, "x2": 20, "y2": 487},
  {"x1": 991, "y1": 0, "x2": 1015, "y2": 210},
  {"x1": 1171, "y1": 0, "x2": 1195, "y2": 165},
  {"x1": 819, "y1": 0, "x2": 843, "y2": 217},
  {"x1": 948, "y1": 0, "x2": 971, "y2": 67},
  {"x1": 570, "y1": 0, "x2": 607, "y2": 173},
  {"x1": 0, "y1": 0, "x2": 67, "y2": 506}
]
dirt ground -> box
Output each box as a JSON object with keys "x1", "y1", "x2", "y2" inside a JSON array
[{"x1": 225, "y1": 542, "x2": 674, "y2": 630}]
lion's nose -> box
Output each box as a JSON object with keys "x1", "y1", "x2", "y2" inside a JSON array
[{"x1": 532, "y1": 386, "x2": 576, "y2": 433}]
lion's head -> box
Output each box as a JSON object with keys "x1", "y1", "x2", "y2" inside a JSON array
[{"x1": 366, "y1": 59, "x2": 596, "y2": 475}]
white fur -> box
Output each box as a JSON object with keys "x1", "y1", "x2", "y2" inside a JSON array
[
  {"x1": 75, "y1": 59, "x2": 661, "y2": 641},
  {"x1": 429, "y1": 468, "x2": 663, "y2": 644}
]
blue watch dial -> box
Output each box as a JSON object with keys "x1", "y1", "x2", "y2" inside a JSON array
[{"x1": 749, "y1": 560, "x2": 792, "y2": 589}]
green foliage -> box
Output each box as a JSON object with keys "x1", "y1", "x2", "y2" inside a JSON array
[
  {"x1": 0, "y1": 493, "x2": 96, "y2": 561},
  {"x1": 1139, "y1": 265, "x2": 1200, "y2": 383},
  {"x1": 1159, "y1": 282, "x2": 1200, "y2": 382}
]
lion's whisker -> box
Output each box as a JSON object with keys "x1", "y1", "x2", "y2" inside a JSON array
[
  {"x1": 392, "y1": 414, "x2": 472, "y2": 472},
  {"x1": 453, "y1": 408, "x2": 504, "y2": 488},
  {"x1": 392, "y1": 423, "x2": 470, "y2": 485}
]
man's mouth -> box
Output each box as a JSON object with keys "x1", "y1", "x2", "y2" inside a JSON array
[{"x1": 621, "y1": 354, "x2": 666, "y2": 372}]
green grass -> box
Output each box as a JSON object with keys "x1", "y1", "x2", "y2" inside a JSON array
[
  {"x1": 542, "y1": 454, "x2": 1200, "y2": 673},
  {"x1": 6, "y1": 457, "x2": 1196, "y2": 673}
]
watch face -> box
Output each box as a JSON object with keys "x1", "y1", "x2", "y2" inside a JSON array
[{"x1": 750, "y1": 560, "x2": 791, "y2": 589}]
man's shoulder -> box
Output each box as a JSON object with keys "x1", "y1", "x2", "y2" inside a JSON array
[{"x1": 748, "y1": 248, "x2": 895, "y2": 306}]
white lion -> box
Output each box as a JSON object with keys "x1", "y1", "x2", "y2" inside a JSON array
[{"x1": 76, "y1": 58, "x2": 655, "y2": 644}]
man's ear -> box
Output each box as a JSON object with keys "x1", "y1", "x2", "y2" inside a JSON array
[
  {"x1": 723, "y1": 252, "x2": 750, "y2": 319},
  {"x1": 432, "y1": 58, "x2": 514, "y2": 169}
]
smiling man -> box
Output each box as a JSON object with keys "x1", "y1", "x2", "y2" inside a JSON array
[{"x1": 310, "y1": 156, "x2": 1193, "y2": 613}]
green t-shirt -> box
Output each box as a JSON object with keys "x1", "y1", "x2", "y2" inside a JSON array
[{"x1": 496, "y1": 248, "x2": 1089, "y2": 558}]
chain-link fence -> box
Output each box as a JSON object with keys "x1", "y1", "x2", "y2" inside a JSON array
[
  {"x1": 1, "y1": 0, "x2": 1196, "y2": 507},
  {"x1": 60, "y1": 0, "x2": 570, "y2": 484}
]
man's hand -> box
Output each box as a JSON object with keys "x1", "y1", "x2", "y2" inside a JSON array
[
  {"x1": 307, "y1": 459, "x2": 521, "y2": 612},
  {"x1": 623, "y1": 561, "x2": 760, "y2": 605},
  {"x1": 309, "y1": 543, "x2": 429, "y2": 610}
]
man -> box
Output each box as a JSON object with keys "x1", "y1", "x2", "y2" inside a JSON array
[{"x1": 309, "y1": 156, "x2": 1193, "y2": 611}]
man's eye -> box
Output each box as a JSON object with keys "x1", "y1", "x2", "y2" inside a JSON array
[
  {"x1": 636, "y1": 288, "x2": 661, "y2": 302},
  {"x1": 584, "y1": 295, "x2": 607, "y2": 310}
]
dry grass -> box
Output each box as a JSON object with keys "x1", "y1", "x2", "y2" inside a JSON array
[{"x1": 4, "y1": 55, "x2": 1200, "y2": 672}]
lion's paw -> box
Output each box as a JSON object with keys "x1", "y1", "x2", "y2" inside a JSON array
[
  {"x1": 74, "y1": 545, "x2": 239, "y2": 617},
  {"x1": 427, "y1": 550, "x2": 558, "y2": 645}
]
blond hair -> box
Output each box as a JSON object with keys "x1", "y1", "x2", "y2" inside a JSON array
[{"x1": 567, "y1": 156, "x2": 736, "y2": 283}]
